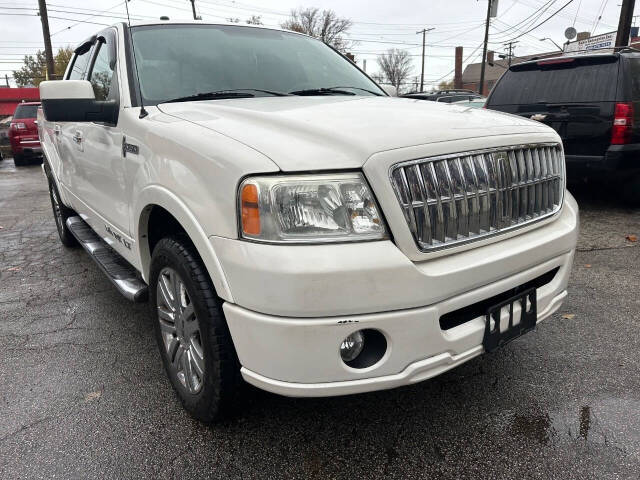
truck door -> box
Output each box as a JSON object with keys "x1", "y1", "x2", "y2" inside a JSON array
[
  {"x1": 56, "y1": 40, "x2": 94, "y2": 197},
  {"x1": 75, "y1": 30, "x2": 131, "y2": 240}
]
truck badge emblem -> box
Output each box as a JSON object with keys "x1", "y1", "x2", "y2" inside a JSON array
[{"x1": 122, "y1": 136, "x2": 139, "y2": 157}]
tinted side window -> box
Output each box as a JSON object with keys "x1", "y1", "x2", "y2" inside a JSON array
[
  {"x1": 628, "y1": 58, "x2": 640, "y2": 100},
  {"x1": 89, "y1": 40, "x2": 116, "y2": 101},
  {"x1": 68, "y1": 48, "x2": 93, "y2": 80},
  {"x1": 489, "y1": 58, "x2": 619, "y2": 105}
]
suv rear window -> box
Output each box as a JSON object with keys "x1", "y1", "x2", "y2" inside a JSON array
[
  {"x1": 13, "y1": 104, "x2": 38, "y2": 119},
  {"x1": 489, "y1": 56, "x2": 619, "y2": 105}
]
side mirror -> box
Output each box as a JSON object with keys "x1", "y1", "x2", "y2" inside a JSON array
[
  {"x1": 381, "y1": 85, "x2": 397, "y2": 97},
  {"x1": 40, "y1": 80, "x2": 118, "y2": 124}
]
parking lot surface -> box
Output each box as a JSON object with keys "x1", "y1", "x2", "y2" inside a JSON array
[{"x1": 1, "y1": 157, "x2": 639, "y2": 479}]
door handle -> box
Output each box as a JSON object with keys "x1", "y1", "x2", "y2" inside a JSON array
[
  {"x1": 54, "y1": 125, "x2": 61, "y2": 136},
  {"x1": 72, "y1": 131, "x2": 83, "y2": 144}
]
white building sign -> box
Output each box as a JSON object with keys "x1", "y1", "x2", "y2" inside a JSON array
[{"x1": 564, "y1": 31, "x2": 616, "y2": 54}]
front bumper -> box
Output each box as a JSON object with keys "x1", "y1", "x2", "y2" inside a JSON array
[
  {"x1": 216, "y1": 193, "x2": 578, "y2": 397},
  {"x1": 225, "y1": 251, "x2": 571, "y2": 397}
]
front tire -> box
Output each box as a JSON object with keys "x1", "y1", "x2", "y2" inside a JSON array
[
  {"x1": 150, "y1": 236, "x2": 240, "y2": 422},
  {"x1": 47, "y1": 177, "x2": 78, "y2": 247}
]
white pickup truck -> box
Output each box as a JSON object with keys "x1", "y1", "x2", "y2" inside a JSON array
[{"x1": 38, "y1": 21, "x2": 578, "y2": 422}]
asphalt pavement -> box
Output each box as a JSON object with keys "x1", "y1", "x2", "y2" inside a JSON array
[{"x1": 1, "y1": 156, "x2": 639, "y2": 479}]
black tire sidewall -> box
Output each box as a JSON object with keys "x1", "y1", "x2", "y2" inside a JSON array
[
  {"x1": 47, "y1": 178, "x2": 78, "y2": 248},
  {"x1": 149, "y1": 237, "x2": 238, "y2": 422}
]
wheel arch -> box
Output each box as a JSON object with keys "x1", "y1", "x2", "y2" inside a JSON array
[{"x1": 135, "y1": 186, "x2": 234, "y2": 302}]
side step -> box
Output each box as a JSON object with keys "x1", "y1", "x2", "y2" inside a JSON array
[{"x1": 66, "y1": 216, "x2": 148, "y2": 302}]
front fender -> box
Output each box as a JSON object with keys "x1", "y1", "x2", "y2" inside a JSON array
[{"x1": 135, "y1": 185, "x2": 234, "y2": 302}]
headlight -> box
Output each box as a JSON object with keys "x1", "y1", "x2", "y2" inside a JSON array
[{"x1": 238, "y1": 173, "x2": 388, "y2": 243}]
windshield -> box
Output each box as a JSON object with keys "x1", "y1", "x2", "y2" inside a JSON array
[
  {"x1": 13, "y1": 104, "x2": 38, "y2": 119},
  {"x1": 130, "y1": 24, "x2": 384, "y2": 105}
]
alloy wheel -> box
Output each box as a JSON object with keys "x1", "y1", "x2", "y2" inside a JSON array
[{"x1": 156, "y1": 267, "x2": 205, "y2": 394}]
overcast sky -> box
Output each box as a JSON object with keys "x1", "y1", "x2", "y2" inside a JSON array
[{"x1": 0, "y1": 0, "x2": 625, "y2": 87}]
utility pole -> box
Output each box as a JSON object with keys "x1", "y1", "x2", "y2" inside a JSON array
[
  {"x1": 417, "y1": 27, "x2": 435, "y2": 92},
  {"x1": 189, "y1": 0, "x2": 197, "y2": 20},
  {"x1": 479, "y1": 0, "x2": 494, "y2": 95},
  {"x1": 616, "y1": 0, "x2": 636, "y2": 47},
  {"x1": 503, "y1": 40, "x2": 518, "y2": 67},
  {"x1": 37, "y1": 0, "x2": 55, "y2": 81}
]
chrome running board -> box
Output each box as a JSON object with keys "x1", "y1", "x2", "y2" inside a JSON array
[{"x1": 66, "y1": 216, "x2": 148, "y2": 302}]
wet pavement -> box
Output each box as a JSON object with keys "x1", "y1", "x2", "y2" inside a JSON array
[{"x1": 1, "y1": 156, "x2": 639, "y2": 479}]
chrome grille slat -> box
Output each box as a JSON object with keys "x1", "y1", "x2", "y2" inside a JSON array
[
  {"x1": 390, "y1": 144, "x2": 565, "y2": 252},
  {"x1": 428, "y1": 162, "x2": 446, "y2": 243}
]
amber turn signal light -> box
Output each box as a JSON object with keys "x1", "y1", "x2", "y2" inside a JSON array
[{"x1": 241, "y1": 183, "x2": 260, "y2": 235}]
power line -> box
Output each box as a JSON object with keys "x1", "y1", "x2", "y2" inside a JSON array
[
  {"x1": 494, "y1": 1, "x2": 561, "y2": 42},
  {"x1": 503, "y1": 0, "x2": 576, "y2": 43},
  {"x1": 0, "y1": 11, "x2": 111, "y2": 26},
  {"x1": 490, "y1": 0, "x2": 557, "y2": 37},
  {"x1": 591, "y1": 0, "x2": 610, "y2": 34}
]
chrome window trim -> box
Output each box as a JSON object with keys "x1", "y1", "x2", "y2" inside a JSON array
[{"x1": 388, "y1": 143, "x2": 565, "y2": 253}]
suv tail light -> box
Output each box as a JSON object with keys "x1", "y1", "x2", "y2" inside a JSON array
[
  {"x1": 12, "y1": 122, "x2": 26, "y2": 130},
  {"x1": 611, "y1": 102, "x2": 633, "y2": 145}
]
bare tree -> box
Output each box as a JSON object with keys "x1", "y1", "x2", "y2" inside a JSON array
[
  {"x1": 246, "y1": 15, "x2": 263, "y2": 25},
  {"x1": 228, "y1": 15, "x2": 262, "y2": 25},
  {"x1": 438, "y1": 79, "x2": 454, "y2": 90},
  {"x1": 376, "y1": 49, "x2": 413, "y2": 92},
  {"x1": 281, "y1": 7, "x2": 353, "y2": 52}
]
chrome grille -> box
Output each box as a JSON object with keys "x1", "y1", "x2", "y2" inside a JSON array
[{"x1": 390, "y1": 144, "x2": 565, "y2": 251}]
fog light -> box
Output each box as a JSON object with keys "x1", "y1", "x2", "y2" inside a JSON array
[{"x1": 340, "y1": 330, "x2": 365, "y2": 362}]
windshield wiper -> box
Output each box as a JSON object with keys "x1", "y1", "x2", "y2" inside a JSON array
[
  {"x1": 329, "y1": 86, "x2": 384, "y2": 96},
  {"x1": 289, "y1": 87, "x2": 357, "y2": 96},
  {"x1": 162, "y1": 89, "x2": 289, "y2": 104},
  {"x1": 289, "y1": 86, "x2": 383, "y2": 96}
]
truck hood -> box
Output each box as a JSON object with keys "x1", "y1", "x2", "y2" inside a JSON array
[{"x1": 158, "y1": 96, "x2": 551, "y2": 171}]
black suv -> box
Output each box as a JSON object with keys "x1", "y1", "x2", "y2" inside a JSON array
[
  {"x1": 403, "y1": 89, "x2": 484, "y2": 103},
  {"x1": 486, "y1": 50, "x2": 640, "y2": 201}
]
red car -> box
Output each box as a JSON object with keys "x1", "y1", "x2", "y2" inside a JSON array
[{"x1": 8, "y1": 102, "x2": 42, "y2": 167}]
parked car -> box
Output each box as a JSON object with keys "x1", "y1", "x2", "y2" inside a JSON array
[
  {"x1": 403, "y1": 89, "x2": 484, "y2": 103},
  {"x1": 452, "y1": 98, "x2": 487, "y2": 108},
  {"x1": 8, "y1": 102, "x2": 42, "y2": 166},
  {"x1": 485, "y1": 50, "x2": 640, "y2": 202},
  {"x1": 38, "y1": 21, "x2": 578, "y2": 422}
]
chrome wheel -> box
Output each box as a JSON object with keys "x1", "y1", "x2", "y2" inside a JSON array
[{"x1": 156, "y1": 267, "x2": 205, "y2": 394}]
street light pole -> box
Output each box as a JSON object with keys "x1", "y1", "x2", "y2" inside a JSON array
[
  {"x1": 417, "y1": 27, "x2": 435, "y2": 92},
  {"x1": 540, "y1": 37, "x2": 563, "y2": 51}
]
